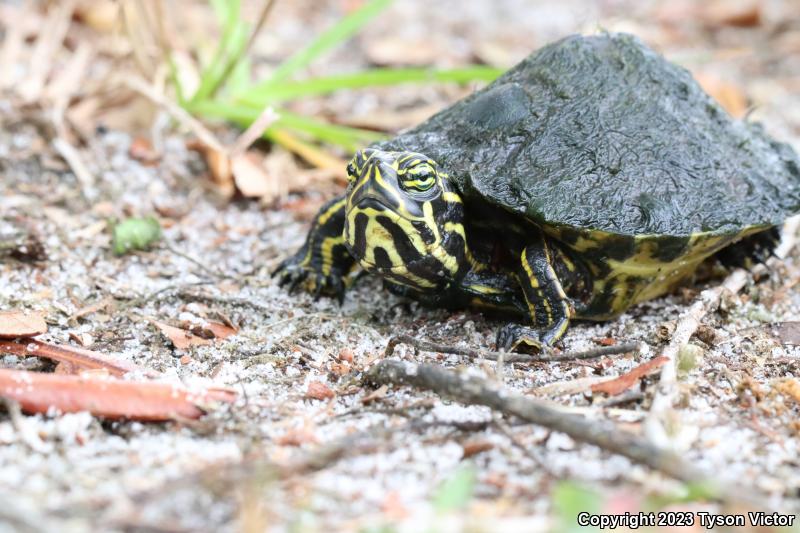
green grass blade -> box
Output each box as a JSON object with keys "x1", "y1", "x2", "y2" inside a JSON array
[
  {"x1": 189, "y1": 100, "x2": 385, "y2": 151},
  {"x1": 192, "y1": 0, "x2": 247, "y2": 102},
  {"x1": 239, "y1": 65, "x2": 503, "y2": 105},
  {"x1": 264, "y1": 0, "x2": 393, "y2": 86}
]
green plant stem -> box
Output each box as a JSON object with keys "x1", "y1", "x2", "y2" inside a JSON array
[
  {"x1": 189, "y1": 99, "x2": 385, "y2": 150},
  {"x1": 237, "y1": 66, "x2": 503, "y2": 105},
  {"x1": 262, "y1": 0, "x2": 393, "y2": 87}
]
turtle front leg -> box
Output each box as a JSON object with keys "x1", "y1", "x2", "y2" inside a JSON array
[
  {"x1": 273, "y1": 196, "x2": 357, "y2": 303},
  {"x1": 496, "y1": 237, "x2": 572, "y2": 351}
]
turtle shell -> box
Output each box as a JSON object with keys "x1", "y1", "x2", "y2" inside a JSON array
[{"x1": 375, "y1": 33, "x2": 800, "y2": 239}]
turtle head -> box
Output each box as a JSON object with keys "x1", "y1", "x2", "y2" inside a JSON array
[{"x1": 343, "y1": 148, "x2": 470, "y2": 290}]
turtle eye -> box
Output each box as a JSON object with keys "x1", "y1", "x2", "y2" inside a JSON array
[{"x1": 402, "y1": 165, "x2": 437, "y2": 192}]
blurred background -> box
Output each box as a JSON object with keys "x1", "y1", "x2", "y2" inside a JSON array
[{"x1": 2, "y1": 1, "x2": 800, "y2": 531}]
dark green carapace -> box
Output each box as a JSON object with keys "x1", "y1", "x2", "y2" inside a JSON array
[{"x1": 275, "y1": 33, "x2": 800, "y2": 352}]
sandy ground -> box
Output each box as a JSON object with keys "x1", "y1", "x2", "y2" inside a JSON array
[{"x1": 2, "y1": 1, "x2": 800, "y2": 531}]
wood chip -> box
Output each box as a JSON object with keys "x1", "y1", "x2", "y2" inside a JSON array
[
  {"x1": 0, "y1": 339, "x2": 151, "y2": 377},
  {"x1": 461, "y1": 440, "x2": 494, "y2": 458},
  {"x1": 153, "y1": 321, "x2": 212, "y2": 350},
  {"x1": 306, "y1": 381, "x2": 335, "y2": 401},
  {"x1": 0, "y1": 368, "x2": 234, "y2": 421},
  {"x1": 774, "y1": 378, "x2": 800, "y2": 405},
  {"x1": 0, "y1": 310, "x2": 47, "y2": 338},
  {"x1": 592, "y1": 356, "x2": 669, "y2": 396}
]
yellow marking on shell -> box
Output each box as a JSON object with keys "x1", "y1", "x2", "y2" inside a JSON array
[{"x1": 568, "y1": 226, "x2": 767, "y2": 320}]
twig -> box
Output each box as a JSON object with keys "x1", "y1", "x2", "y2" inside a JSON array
[
  {"x1": 366, "y1": 359, "x2": 702, "y2": 482},
  {"x1": 163, "y1": 241, "x2": 227, "y2": 278},
  {"x1": 229, "y1": 106, "x2": 279, "y2": 157},
  {"x1": 646, "y1": 269, "x2": 748, "y2": 447},
  {"x1": 19, "y1": 0, "x2": 75, "y2": 101},
  {"x1": 384, "y1": 334, "x2": 640, "y2": 364},
  {"x1": 52, "y1": 137, "x2": 94, "y2": 192},
  {"x1": 366, "y1": 359, "x2": 701, "y2": 479},
  {"x1": 123, "y1": 75, "x2": 224, "y2": 151},
  {"x1": 174, "y1": 290, "x2": 275, "y2": 313},
  {"x1": 1, "y1": 398, "x2": 52, "y2": 453}
]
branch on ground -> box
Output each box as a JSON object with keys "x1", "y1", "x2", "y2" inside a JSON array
[{"x1": 385, "y1": 334, "x2": 641, "y2": 364}]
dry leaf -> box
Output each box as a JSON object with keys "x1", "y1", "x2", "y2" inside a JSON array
[
  {"x1": 153, "y1": 321, "x2": 212, "y2": 350},
  {"x1": 277, "y1": 427, "x2": 318, "y2": 446},
  {"x1": 594, "y1": 337, "x2": 617, "y2": 346},
  {"x1": 75, "y1": 0, "x2": 120, "y2": 32},
  {"x1": 205, "y1": 321, "x2": 238, "y2": 339},
  {"x1": 362, "y1": 384, "x2": 388, "y2": 404},
  {"x1": 338, "y1": 347, "x2": 354, "y2": 363},
  {"x1": 0, "y1": 368, "x2": 234, "y2": 421},
  {"x1": 68, "y1": 296, "x2": 113, "y2": 325},
  {"x1": 0, "y1": 310, "x2": 47, "y2": 338},
  {"x1": 774, "y1": 378, "x2": 800, "y2": 405},
  {"x1": 695, "y1": 73, "x2": 748, "y2": 117},
  {"x1": 231, "y1": 152, "x2": 276, "y2": 198},
  {"x1": 591, "y1": 356, "x2": 668, "y2": 396},
  {"x1": 129, "y1": 136, "x2": 160, "y2": 165},
  {"x1": 0, "y1": 339, "x2": 150, "y2": 377},
  {"x1": 461, "y1": 440, "x2": 494, "y2": 458},
  {"x1": 702, "y1": 0, "x2": 761, "y2": 27},
  {"x1": 68, "y1": 332, "x2": 94, "y2": 347},
  {"x1": 306, "y1": 380, "x2": 335, "y2": 401}
]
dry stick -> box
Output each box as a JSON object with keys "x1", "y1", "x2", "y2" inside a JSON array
[
  {"x1": 123, "y1": 75, "x2": 225, "y2": 151},
  {"x1": 53, "y1": 137, "x2": 94, "y2": 191},
  {"x1": 646, "y1": 220, "x2": 800, "y2": 446},
  {"x1": 646, "y1": 269, "x2": 748, "y2": 447},
  {"x1": 229, "y1": 106, "x2": 280, "y2": 157},
  {"x1": 385, "y1": 334, "x2": 640, "y2": 364},
  {"x1": 366, "y1": 359, "x2": 703, "y2": 483},
  {"x1": 162, "y1": 240, "x2": 228, "y2": 278}
]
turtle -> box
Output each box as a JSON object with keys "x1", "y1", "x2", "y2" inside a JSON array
[{"x1": 274, "y1": 33, "x2": 800, "y2": 351}]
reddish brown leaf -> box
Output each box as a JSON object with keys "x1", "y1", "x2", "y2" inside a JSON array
[
  {"x1": 276, "y1": 427, "x2": 318, "y2": 446},
  {"x1": 593, "y1": 337, "x2": 617, "y2": 346},
  {"x1": 462, "y1": 440, "x2": 494, "y2": 458},
  {"x1": 205, "y1": 321, "x2": 238, "y2": 340},
  {"x1": 0, "y1": 339, "x2": 148, "y2": 377},
  {"x1": 774, "y1": 378, "x2": 800, "y2": 405},
  {"x1": 361, "y1": 384, "x2": 388, "y2": 404},
  {"x1": 306, "y1": 380, "x2": 335, "y2": 401},
  {"x1": 338, "y1": 347, "x2": 354, "y2": 362},
  {"x1": 0, "y1": 368, "x2": 235, "y2": 421},
  {"x1": 0, "y1": 310, "x2": 47, "y2": 338},
  {"x1": 591, "y1": 356, "x2": 669, "y2": 396},
  {"x1": 702, "y1": 0, "x2": 761, "y2": 27},
  {"x1": 128, "y1": 136, "x2": 160, "y2": 165},
  {"x1": 153, "y1": 321, "x2": 212, "y2": 350}
]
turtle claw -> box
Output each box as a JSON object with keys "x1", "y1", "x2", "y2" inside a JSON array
[
  {"x1": 273, "y1": 257, "x2": 348, "y2": 304},
  {"x1": 496, "y1": 324, "x2": 546, "y2": 353}
]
